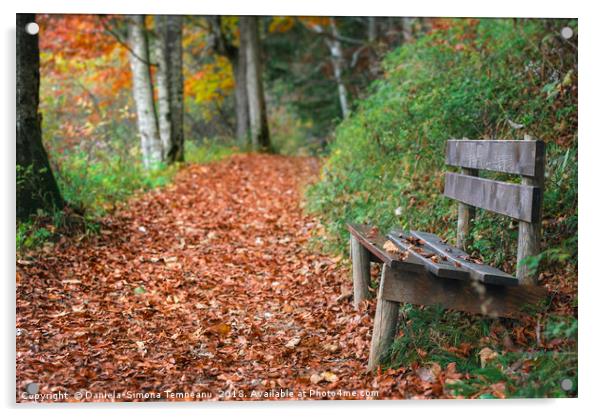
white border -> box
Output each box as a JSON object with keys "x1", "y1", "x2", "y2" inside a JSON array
[{"x1": 2, "y1": 1, "x2": 599, "y2": 416}]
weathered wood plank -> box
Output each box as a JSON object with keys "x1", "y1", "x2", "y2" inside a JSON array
[
  {"x1": 347, "y1": 223, "x2": 424, "y2": 273},
  {"x1": 351, "y1": 234, "x2": 372, "y2": 309},
  {"x1": 446, "y1": 140, "x2": 545, "y2": 176},
  {"x1": 368, "y1": 265, "x2": 401, "y2": 370},
  {"x1": 387, "y1": 230, "x2": 470, "y2": 281},
  {"x1": 444, "y1": 172, "x2": 542, "y2": 223},
  {"x1": 411, "y1": 230, "x2": 518, "y2": 286},
  {"x1": 381, "y1": 267, "x2": 548, "y2": 318}
]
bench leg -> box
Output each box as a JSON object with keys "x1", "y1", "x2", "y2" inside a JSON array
[
  {"x1": 368, "y1": 265, "x2": 400, "y2": 370},
  {"x1": 350, "y1": 235, "x2": 372, "y2": 309}
]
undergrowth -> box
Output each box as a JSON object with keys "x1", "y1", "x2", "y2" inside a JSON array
[
  {"x1": 384, "y1": 304, "x2": 577, "y2": 398},
  {"x1": 16, "y1": 140, "x2": 237, "y2": 253}
]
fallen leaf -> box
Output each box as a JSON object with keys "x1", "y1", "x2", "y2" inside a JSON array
[
  {"x1": 207, "y1": 323, "x2": 231, "y2": 338},
  {"x1": 416, "y1": 367, "x2": 435, "y2": 383},
  {"x1": 285, "y1": 337, "x2": 301, "y2": 349},
  {"x1": 479, "y1": 347, "x2": 499, "y2": 368},
  {"x1": 321, "y1": 371, "x2": 338, "y2": 382},
  {"x1": 310, "y1": 373, "x2": 323, "y2": 384},
  {"x1": 383, "y1": 240, "x2": 401, "y2": 254}
]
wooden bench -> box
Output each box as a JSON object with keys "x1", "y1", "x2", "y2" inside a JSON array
[{"x1": 347, "y1": 139, "x2": 549, "y2": 370}]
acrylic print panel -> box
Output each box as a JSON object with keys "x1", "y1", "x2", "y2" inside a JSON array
[{"x1": 16, "y1": 13, "x2": 577, "y2": 402}]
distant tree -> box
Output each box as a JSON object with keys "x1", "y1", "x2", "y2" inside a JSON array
[
  {"x1": 207, "y1": 16, "x2": 249, "y2": 146},
  {"x1": 16, "y1": 13, "x2": 64, "y2": 221},
  {"x1": 154, "y1": 16, "x2": 172, "y2": 161},
  {"x1": 240, "y1": 16, "x2": 271, "y2": 151},
  {"x1": 305, "y1": 18, "x2": 351, "y2": 119},
  {"x1": 325, "y1": 18, "x2": 350, "y2": 119},
  {"x1": 127, "y1": 15, "x2": 162, "y2": 169},
  {"x1": 155, "y1": 15, "x2": 185, "y2": 163}
]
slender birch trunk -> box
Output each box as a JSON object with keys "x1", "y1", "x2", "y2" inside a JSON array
[
  {"x1": 306, "y1": 19, "x2": 350, "y2": 118},
  {"x1": 327, "y1": 18, "x2": 350, "y2": 119},
  {"x1": 155, "y1": 15, "x2": 172, "y2": 161},
  {"x1": 240, "y1": 16, "x2": 271, "y2": 152},
  {"x1": 401, "y1": 17, "x2": 414, "y2": 43},
  {"x1": 128, "y1": 15, "x2": 162, "y2": 169},
  {"x1": 234, "y1": 33, "x2": 249, "y2": 146}
]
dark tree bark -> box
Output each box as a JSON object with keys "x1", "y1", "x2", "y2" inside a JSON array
[
  {"x1": 156, "y1": 15, "x2": 185, "y2": 163},
  {"x1": 240, "y1": 16, "x2": 271, "y2": 152},
  {"x1": 166, "y1": 15, "x2": 185, "y2": 162},
  {"x1": 16, "y1": 13, "x2": 64, "y2": 221}
]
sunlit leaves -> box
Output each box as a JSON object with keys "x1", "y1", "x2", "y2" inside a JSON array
[
  {"x1": 268, "y1": 16, "x2": 295, "y2": 33},
  {"x1": 184, "y1": 56, "x2": 234, "y2": 120}
]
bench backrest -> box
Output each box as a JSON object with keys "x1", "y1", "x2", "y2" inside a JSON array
[{"x1": 443, "y1": 139, "x2": 545, "y2": 284}]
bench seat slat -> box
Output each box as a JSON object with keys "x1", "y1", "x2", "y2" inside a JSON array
[
  {"x1": 446, "y1": 139, "x2": 544, "y2": 176},
  {"x1": 444, "y1": 172, "x2": 541, "y2": 222},
  {"x1": 410, "y1": 230, "x2": 518, "y2": 286},
  {"x1": 387, "y1": 230, "x2": 470, "y2": 281},
  {"x1": 347, "y1": 223, "x2": 424, "y2": 273}
]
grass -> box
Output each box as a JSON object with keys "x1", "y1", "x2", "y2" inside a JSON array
[{"x1": 384, "y1": 304, "x2": 577, "y2": 398}]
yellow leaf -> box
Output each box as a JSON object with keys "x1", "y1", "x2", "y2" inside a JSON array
[{"x1": 321, "y1": 371, "x2": 338, "y2": 383}]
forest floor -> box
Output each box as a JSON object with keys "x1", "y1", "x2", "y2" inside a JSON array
[{"x1": 18, "y1": 154, "x2": 436, "y2": 402}]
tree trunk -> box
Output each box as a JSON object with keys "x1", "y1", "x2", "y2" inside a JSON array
[
  {"x1": 207, "y1": 16, "x2": 249, "y2": 146},
  {"x1": 368, "y1": 17, "x2": 377, "y2": 42},
  {"x1": 128, "y1": 15, "x2": 162, "y2": 169},
  {"x1": 165, "y1": 15, "x2": 185, "y2": 162},
  {"x1": 240, "y1": 16, "x2": 271, "y2": 152},
  {"x1": 367, "y1": 17, "x2": 380, "y2": 76},
  {"x1": 401, "y1": 17, "x2": 414, "y2": 43},
  {"x1": 233, "y1": 35, "x2": 249, "y2": 146},
  {"x1": 154, "y1": 16, "x2": 171, "y2": 161},
  {"x1": 326, "y1": 18, "x2": 350, "y2": 119},
  {"x1": 16, "y1": 13, "x2": 64, "y2": 220}
]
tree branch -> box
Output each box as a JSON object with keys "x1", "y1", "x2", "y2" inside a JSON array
[{"x1": 98, "y1": 15, "x2": 157, "y2": 67}]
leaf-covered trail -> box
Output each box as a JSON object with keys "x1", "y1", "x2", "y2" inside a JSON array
[{"x1": 17, "y1": 154, "x2": 417, "y2": 402}]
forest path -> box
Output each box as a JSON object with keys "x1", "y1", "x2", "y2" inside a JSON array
[{"x1": 17, "y1": 154, "x2": 410, "y2": 402}]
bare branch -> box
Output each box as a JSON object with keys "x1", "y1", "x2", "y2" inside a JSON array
[{"x1": 98, "y1": 15, "x2": 157, "y2": 67}]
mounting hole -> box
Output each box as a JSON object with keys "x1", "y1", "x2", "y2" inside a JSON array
[
  {"x1": 25, "y1": 382, "x2": 39, "y2": 395},
  {"x1": 560, "y1": 378, "x2": 574, "y2": 391},
  {"x1": 25, "y1": 22, "x2": 39, "y2": 35},
  {"x1": 560, "y1": 26, "x2": 573, "y2": 40}
]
